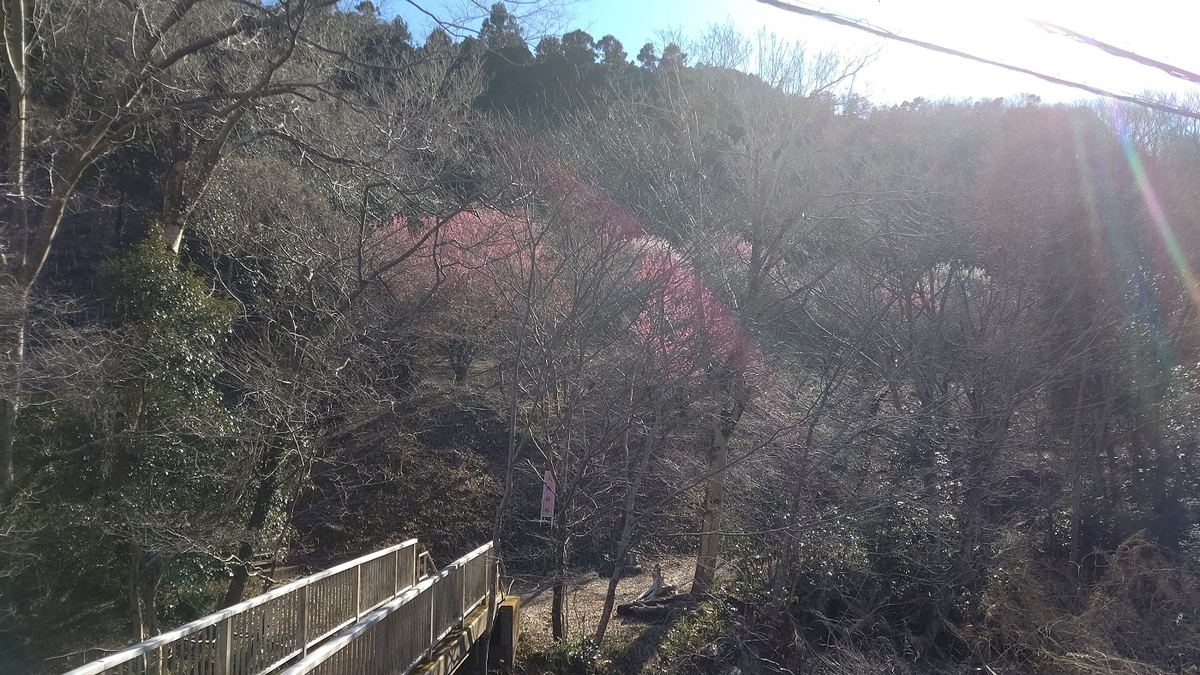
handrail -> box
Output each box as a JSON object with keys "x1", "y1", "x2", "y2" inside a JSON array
[
  {"x1": 64, "y1": 539, "x2": 419, "y2": 675},
  {"x1": 280, "y1": 577, "x2": 434, "y2": 675},
  {"x1": 277, "y1": 542, "x2": 494, "y2": 675}
]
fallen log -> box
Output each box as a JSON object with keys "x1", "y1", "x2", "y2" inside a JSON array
[{"x1": 616, "y1": 594, "x2": 695, "y2": 622}]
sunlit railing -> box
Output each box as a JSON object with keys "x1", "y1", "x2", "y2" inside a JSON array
[
  {"x1": 64, "y1": 540, "x2": 419, "y2": 675},
  {"x1": 276, "y1": 542, "x2": 494, "y2": 675}
]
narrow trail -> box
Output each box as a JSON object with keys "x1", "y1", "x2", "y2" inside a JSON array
[{"x1": 511, "y1": 556, "x2": 695, "y2": 653}]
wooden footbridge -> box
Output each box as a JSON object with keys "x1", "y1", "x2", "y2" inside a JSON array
[{"x1": 63, "y1": 541, "x2": 517, "y2": 675}]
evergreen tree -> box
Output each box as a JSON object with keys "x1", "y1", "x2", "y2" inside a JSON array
[
  {"x1": 479, "y1": 2, "x2": 525, "y2": 51},
  {"x1": 535, "y1": 35, "x2": 564, "y2": 63},
  {"x1": 561, "y1": 29, "x2": 598, "y2": 68},
  {"x1": 636, "y1": 42, "x2": 658, "y2": 69},
  {"x1": 597, "y1": 35, "x2": 627, "y2": 66}
]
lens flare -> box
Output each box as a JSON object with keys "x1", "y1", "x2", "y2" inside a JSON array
[{"x1": 1108, "y1": 105, "x2": 1200, "y2": 315}]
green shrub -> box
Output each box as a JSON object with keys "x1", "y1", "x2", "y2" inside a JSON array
[
  {"x1": 657, "y1": 600, "x2": 736, "y2": 675},
  {"x1": 530, "y1": 635, "x2": 602, "y2": 675}
]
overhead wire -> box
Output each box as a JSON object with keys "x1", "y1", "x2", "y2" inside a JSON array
[
  {"x1": 755, "y1": 0, "x2": 1200, "y2": 121},
  {"x1": 1029, "y1": 20, "x2": 1200, "y2": 86}
]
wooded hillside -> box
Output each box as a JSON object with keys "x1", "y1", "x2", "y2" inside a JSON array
[{"x1": 3, "y1": 2, "x2": 1200, "y2": 674}]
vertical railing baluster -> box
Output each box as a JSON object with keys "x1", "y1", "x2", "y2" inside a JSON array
[
  {"x1": 355, "y1": 565, "x2": 362, "y2": 621},
  {"x1": 427, "y1": 585, "x2": 435, "y2": 661},
  {"x1": 299, "y1": 584, "x2": 310, "y2": 656},
  {"x1": 216, "y1": 617, "x2": 232, "y2": 675}
]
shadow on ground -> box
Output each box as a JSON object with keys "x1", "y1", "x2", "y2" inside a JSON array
[{"x1": 608, "y1": 613, "x2": 685, "y2": 675}]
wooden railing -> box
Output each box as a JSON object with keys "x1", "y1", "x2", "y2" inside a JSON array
[
  {"x1": 63, "y1": 540, "x2": 419, "y2": 675},
  {"x1": 276, "y1": 542, "x2": 494, "y2": 675}
]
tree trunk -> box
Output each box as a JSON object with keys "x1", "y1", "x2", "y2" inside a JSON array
[
  {"x1": 594, "y1": 549, "x2": 627, "y2": 647},
  {"x1": 956, "y1": 451, "x2": 989, "y2": 586},
  {"x1": 551, "y1": 580, "x2": 566, "y2": 640},
  {"x1": 1067, "y1": 363, "x2": 1089, "y2": 570},
  {"x1": 160, "y1": 110, "x2": 245, "y2": 254},
  {"x1": 595, "y1": 422, "x2": 658, "y2": 646},
  {"x1": 0, "y1": 0, "x2": 29, "y2": 493},
  {"x1": 0, "y1": 299, "x2": 26, "y2": 491},
  {"x1": 767, "y1": 404, "x2": 825, "y2": 625},
  {"x1": 955, "y1": 382, "x2": 1011, "y2": 587},
  {"x1": 1069, "y1": 470, "x2": 1083, "y2": 567},
  {"x1": 129, "y1": 542, "x2": 146, "y2": 642},
  {"x1": 767, "y1": 457, "x2": 809, "y2": 625},
  {"x1": 551, "y1": 512, "x2": 569, "y2": 639},
  {"x1": 692, "y1": 398, "x2": 745, "y2": 597},
  {"x1": 0, "y1": 396, "x2": 15, "y2": 489},
  {"x1": 160, "y1": 153, "x2": 191, "y2": 253},
  {"x1": 141, "y1": 551, "x2": 165, "y2": 636},
  {"x1": 2, "y1": 0, "x2": 29, "y2": 265},
  {"x1": 221, "y1": 448, "x2": 282, "y2": 608}
]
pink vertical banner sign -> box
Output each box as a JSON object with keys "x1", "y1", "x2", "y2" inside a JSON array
[{"x1": 540, "y1": 470, "x2": 556, "y2": 523}]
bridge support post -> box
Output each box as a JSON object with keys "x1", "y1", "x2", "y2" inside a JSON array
[{"x1": 488, "y1": 596, "x2": 520, "y2": 670}]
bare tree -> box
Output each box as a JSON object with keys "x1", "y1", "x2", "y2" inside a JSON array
[{"x1": 0, "y1": 0, "x2": 349, "y2": 491}]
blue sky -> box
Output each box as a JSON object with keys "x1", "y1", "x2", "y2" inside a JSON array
[{"x1": 381, "y1": 0, "x2": 1200, "y2": 105}]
